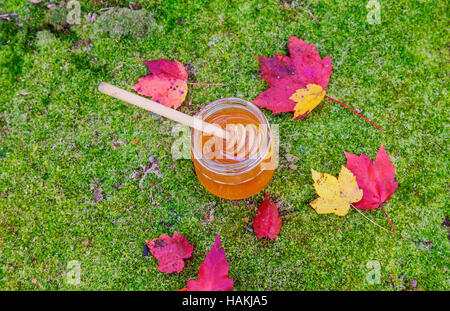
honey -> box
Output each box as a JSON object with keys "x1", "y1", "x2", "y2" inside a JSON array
[{"x1": 191, "y1": 98, "x2": 275, "y2": 200}]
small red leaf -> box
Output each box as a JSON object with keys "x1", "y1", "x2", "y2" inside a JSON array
[
  {"x1": 186, "y1": 234, "x2": 233, "y2": 291},
  {"x1": 132, "y1": 59, "x2": 188, "y2": 109},
  {"x1": 146, "y1": 232, "x2": 193, "y2": 273},
  {"x1": 345, "y1": 145, "x2": 398, "y2": 210},
  {"x1": 253, "y1": 193, "x2": 282, "y2": 240}
]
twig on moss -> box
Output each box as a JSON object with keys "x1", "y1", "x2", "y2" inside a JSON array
[{"x1": 0, "y1": 13, "x2": 19, "y2": 21}]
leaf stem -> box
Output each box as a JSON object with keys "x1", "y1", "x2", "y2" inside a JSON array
[
  {"x1": 381, "y1": 203, "x2": 397, "y2": 234},
  {"x1": 188, "y1": 82, "x2": 228, "y2": 86},
  {"x1": 261, "y1": 236, "x2": 267, "y2": 248},
  {"x1": 351, "y1": 205, "x2": 391, "y2": 234},
  {"x1": 325, "y1": 95, "x2": 384, "y2": 132}
]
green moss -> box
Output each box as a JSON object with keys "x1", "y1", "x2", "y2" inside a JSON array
[
  {"x1": 92, "y1": 8, "x2": 159, "y2": 39},
  {"x1": 45, "y1": 4, "x2": 71, "y2": 31},
  {"x1": 0, "y1": 0, "x2": 448, "y2": 290}
]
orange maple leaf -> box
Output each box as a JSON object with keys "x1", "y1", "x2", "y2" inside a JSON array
[{"x1": 132, "y1": 59, "x2": 188, "y2": 109}]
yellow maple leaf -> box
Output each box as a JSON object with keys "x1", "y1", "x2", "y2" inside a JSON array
[
  {"x1": 290, "y1": 84, "x2": 326, "y2": 118},
  {"x1": 310, "y1": 166, "x2": 363, "y2": 216}
]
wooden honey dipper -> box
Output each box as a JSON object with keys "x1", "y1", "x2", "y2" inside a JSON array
[
  {"x1": 98, "y1": 82, "x2": 265, "y2": 160},
  {"x1": 202, "y1": 123, "x2": 266, "y2": 160}
]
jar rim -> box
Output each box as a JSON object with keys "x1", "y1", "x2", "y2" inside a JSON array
[{"x1": 191, "y1": 98, "x2": 272, "y2": 176}]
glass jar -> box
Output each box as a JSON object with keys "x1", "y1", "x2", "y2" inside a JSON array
[{"x1": 191, "y1": 98, "x2": 275, "y2": 200}]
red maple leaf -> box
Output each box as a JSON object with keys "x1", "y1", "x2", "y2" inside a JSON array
[
  {"x1": 186, "y1": 234, "x2": 233, "y2": 291},
  {"x1": 253, "y1": 193, "x2": 282, "y2": 244},
  {"x1": 146, "y1": 232, "x2": 193, "y2": 273},
  {"x1": 132, "y1": 59, "x2": 188, "y2": 109},
  {"x1": 345, "y1": 145, "x2": 399, "y2": 232},
  {"x1": 253, "y1": 36, "x2": 332, "y2": 116}
]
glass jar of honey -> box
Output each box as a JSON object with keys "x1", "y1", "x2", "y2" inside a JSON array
[{"x1": 191, "y1": 98, "x2": 275, "y2": 200}]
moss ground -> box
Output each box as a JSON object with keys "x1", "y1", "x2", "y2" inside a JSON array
[{"x1": 0, "y1": 0, "x2": 448, "y2": 290}]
